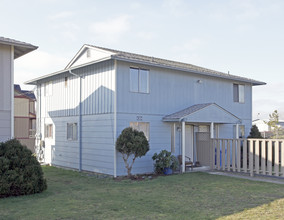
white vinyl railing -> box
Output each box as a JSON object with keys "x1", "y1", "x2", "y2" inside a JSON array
[{"x1": 211, "y1": 138, "x2": 284, "y2": 177}]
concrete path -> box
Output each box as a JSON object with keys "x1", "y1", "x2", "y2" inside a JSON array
[{"x1": 207, "y1": 170, "x2": 284, "y2": 185}]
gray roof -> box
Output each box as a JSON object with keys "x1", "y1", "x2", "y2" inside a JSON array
[
  {"x1": 90, "y1": 45, "x2": 265, "y2": 86},
  {"x1": 14, "y1": 84, "x2": 36, "y2": 100},
  {"x1": 0, "y1": 37, "x2": 38, "y2": 59},
  {"x1": 26, "y1": 44, "x2": 266, "y2": 85},
  {"x1": 163, "y1": 103, "x2": 214, "y2": 121}
]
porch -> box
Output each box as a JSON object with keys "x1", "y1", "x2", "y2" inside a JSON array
[{"x1": 163, "y1": 103, "x2": 242, "y2": 173}]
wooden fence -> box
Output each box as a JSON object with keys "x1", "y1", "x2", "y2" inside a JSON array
[{"x1": 210, "y1": 138, "x2": 284, "y2": 177}]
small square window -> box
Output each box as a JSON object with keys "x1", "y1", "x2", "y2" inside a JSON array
[
  {"x1": 130, "y1": 68, "x2": 149, "y2": 93},
  {"x1": 130, "y1": 122, "x2": 150, "y2": 140},
  {"x1": 233, "y1": 84, "x2": 244, "y2": 103},
  {"x1": 67, "y1": 123, "x2": 78, "y2": 141}
]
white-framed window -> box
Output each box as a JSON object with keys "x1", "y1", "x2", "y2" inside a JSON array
[
  {"x1": 233, "y1": 84, "x2": 245, "y2": 103},
  {"x1": 44, "y1": 81, "x2": 53, "y2": 96},
  {"x1": 67, "y1": 123, "x2": 78, "y2": 141},
  {"x1": 130, "y1": 122, "x2": 150, "y2": 140},
  {"x1": 233, "y1": 125, "x2": 245, "y2": 138},
  {"x1": 130, "y1": 67, "x2": 149, "y2": 93},
  {"x1": 45, "y1": 124, "x2": 53, "y2": 138}
]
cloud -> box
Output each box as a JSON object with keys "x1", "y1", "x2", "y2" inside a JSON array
[
  {"x1": 14, "y1": 50, "x2": 69, "y2": 90},
  {"x1": 89, "y1": 15, "x2": 131, "y2": 44},
  {"x1": 48, "y1": 11, "x2": 74, "y2": 20},
  {"x1": 137, "y1": 31, "x2": 157, "y2": 40},
  {"x1": 162, "y1": 0, "x2": 188, "y2": 17}
]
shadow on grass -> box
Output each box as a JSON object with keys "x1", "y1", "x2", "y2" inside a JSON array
[{"x1": 1, "y1": 166, "x2": 284, "y2": 220}]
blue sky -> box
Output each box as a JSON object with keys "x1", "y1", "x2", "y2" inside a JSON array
[{"x1": 1, "y1": 0, "x2": 283, "y2": 120}]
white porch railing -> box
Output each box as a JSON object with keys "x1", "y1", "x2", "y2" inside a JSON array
[{"x1": 210, "y1": 138, "x2": 284, "y2": 177}]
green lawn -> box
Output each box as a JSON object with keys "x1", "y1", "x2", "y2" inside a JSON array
[{"x1": 1, "y1": 166, "x2": 284, "y2": 220}]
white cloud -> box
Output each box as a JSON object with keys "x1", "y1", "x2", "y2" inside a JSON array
[
  {"x1": 48, "y1": 11, "x2": 74, "y2": 20},
  {"x1": 162, "y1": 0, "x2": 188, "y2": 17},
  {"x1": 137, "y1": 31, "x2": 157, "y2": 40},
  {"x1": 89, "y1": 15, "x2": 131, "y2": 44},
  {"x1": 14, "y1": 50, "x2": 69, "y2": 90}
]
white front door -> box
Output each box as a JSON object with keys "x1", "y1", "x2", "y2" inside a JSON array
[{"x1": 185, "y1": 125, "x2": 194, "y2": 161}]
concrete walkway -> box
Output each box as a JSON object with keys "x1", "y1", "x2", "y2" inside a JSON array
[{"x1": 206, "y1": 170, "x2": 284, "y2": 185}]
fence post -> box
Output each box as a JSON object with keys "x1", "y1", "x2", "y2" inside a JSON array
[
  {"x1": 232, "y1": 139, "x2": 236, "y2": 172},
  {"x1": 281, "y1": 141, "x2": 284, "y2": 176},
  {"x1": 275, "y1": 140, "x2": 279, "y2": 177},
  {"x1": 210, "y1": 139, "x2": 214, "y2": 170},
  {"x1": 255, "y1": 140, "x2": 260, "y2": 175},
  {"x1": 261, "y1": 140, "x2": 266, "y2": 175},
  {"x1": 243, "y1": 140, "x2": 247, "y2": 172},
  {"x1": 227, "y1": 139, "x2": 231, "y2": 171},
  {"x1": 268, "y1": 140, "x2": 273, "y2": 176},
  {"x1": 237, "y1": 139, "x2": 241, "y2": 172},
  {"x1": 222, "y1": 140, "x2": 226, "y2": 171},
  {"x1": 249, "y1": 139, "x2": 254, "y2": 177},
  {"x1": 217, "y1": 140, "x2": 220, "y2": 170}
]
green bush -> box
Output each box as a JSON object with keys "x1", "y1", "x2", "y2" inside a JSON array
[
  {"x1": 116, "y1": 127, "x2": 149, "y2": 177},
  {"x1": 0, "y1": 139, "x2": 47, "y2": 198},
  {"x1": 152, "y1": 150, "x2": 178, "y2": 174}
]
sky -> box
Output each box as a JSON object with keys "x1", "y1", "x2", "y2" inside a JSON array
[{"x1": 1, "y1": 0, "x2": 283, "y2": 120}]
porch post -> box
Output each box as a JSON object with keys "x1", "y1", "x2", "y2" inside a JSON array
[
  {"x1": 210, "y1": 122, "x2": 214, "y2": 139},
  {"x1": 236, "y1": 124, "x2": 239, "y2": 139},
  {"x1": 182, "y1": 121, "x2": 185, "y2": 173}
]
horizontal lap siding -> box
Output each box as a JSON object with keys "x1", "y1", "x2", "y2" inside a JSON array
[
  {"x1": 116, "y1": 113, "x2": 171, "y2": 176},
  {"x1": 47, "y1": 113, "x2": 114, "y2": 175}
]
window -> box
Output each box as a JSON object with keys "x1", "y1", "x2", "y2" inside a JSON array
[
  {"x1": 67, "y1": 123, "x2": 78, "y2": 141},
  {"x1": 45, "y1": 124, "x2": 53, "y2": 138},
  {"x1": 44, "y1": 81, "x2": 53, "y2": 96},
  {"x1": 130, "y1": 122, "x2": 150, "y2": 140},
  {"x1": 233, "y1": 125, "x2": 245, "y2": 138},
  {"x1": 233, "y1": 84, "x2": 245, "y2": 103},
  {"x1": 65, "y1": 77, "x2": 68, "y2": 88},
  {"x1": 130, "y1": 67, "x2": 149, "y2": 93}
]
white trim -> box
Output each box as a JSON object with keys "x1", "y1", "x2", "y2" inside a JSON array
[
  {"x1": 236, "y1": 124, "x2": 239, "y2": 139},
  {"x1": 210, "y1": 122, "x2": 214, "y2": 138},
  {"x1": 113, "y1": 60, "x2": 117, "y2": 178},
  {"x1": 182, "y1": 121, "x2": 185, "y2": 173},
  {"x1": 11, "y1": 45, "x2": 14, "y2": 138}
]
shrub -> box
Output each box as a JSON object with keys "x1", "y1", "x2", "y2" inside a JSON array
[
  {"x1": 152, "y1": 150, "x2": 178, "y2": 174},
  {"x1": 0, "y1": 139, "x2": 47, "y2": 198},
  {"x1": 248, "y1": 125, "x2": 262, "y2": 138},
  {"x1": 116, "y1": 127, "x2": 149, "y2": 177}
]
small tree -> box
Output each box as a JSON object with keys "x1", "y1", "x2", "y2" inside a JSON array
[
  {"x1": 247, "y1": 125, "x2": 262, "y2": 138},
  {"x1": 265, "y1": 110, "x2": 283, "y2": 138},
  {"x1": 116, "y1": 127, "x2": 149, "y2": 177}
]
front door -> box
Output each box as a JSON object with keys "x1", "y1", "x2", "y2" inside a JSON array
[{"x1": 185, "y1": 125, "x2": 194, "y2": 161}]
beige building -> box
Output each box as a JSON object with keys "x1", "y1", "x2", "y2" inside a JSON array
[
  {"x1": 14, "y1": 84, "x2": 36, "y2": 152},
  {"x1": 0, "y1": 37, "x2": 37, "y2": 142}
]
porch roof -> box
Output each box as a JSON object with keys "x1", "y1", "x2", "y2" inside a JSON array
[{"x1": 163, "y1": 103, "x2": 241, "y2": 124}]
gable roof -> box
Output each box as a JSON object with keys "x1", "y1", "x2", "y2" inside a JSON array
[
  {"x1": 14, "y1": 84, "x2": 36, "y2": 100},
  {"x1": 25, "y1": 44, "x2": 266, "y2": 86},
  {"x1": 0, "y1": 37, "x2": 38, "y2": 59},
  {"x1": 163, "y1": 103, "x2": 241, "y2": 124}
]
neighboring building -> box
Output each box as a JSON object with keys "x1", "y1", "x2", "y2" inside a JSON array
[
  {"x1": 14, "y1": 84, "x2": 36, "y2": 152},
  {"x1": 26, "y1": 45, "x2": 265, "y2": 176},
  {"x1": 0, "y1": 37, "x2": 37, "y2": 142},
  {"x1": 253, "y1": 119, "x2": 284, "y2": 138}
]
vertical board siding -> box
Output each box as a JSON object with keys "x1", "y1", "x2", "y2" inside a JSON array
[{"x1": 41, "y1": 60, "x2": 114, "y2": 118}]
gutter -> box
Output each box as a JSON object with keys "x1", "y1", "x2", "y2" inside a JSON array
[{"x1": 69, "y1": 70, "x2": 84, "y2": 172}]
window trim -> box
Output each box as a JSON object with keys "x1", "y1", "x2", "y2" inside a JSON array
[
  {"x1": 129, "y1": 122, "x2": 150, "y2": 141},
  {"x1": 45, "y1": 124, "x2": 53, "y2": 139},
  {"x1": 67, "y1": 123, "x2": 78, "y2": 141},
  {"x1": 233, "y1": 83, "x2": 245, "y2": 103},
  {"x1": 129, "y1": 67, "x2": 150, "y2": 94}
]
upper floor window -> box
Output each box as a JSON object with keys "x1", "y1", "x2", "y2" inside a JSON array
[
  {"x1": 233, "y1": 84, "x2": 244, "y2": 103},
  {"x1": 45, "y1": 81, "x2": 53, "y2": 96},
  {"x1": 130, "y1": 68, "x2": 149, "y2": 93},
  {"x1": 130, "y1": 122, "x2": 150, "y2": 140}
]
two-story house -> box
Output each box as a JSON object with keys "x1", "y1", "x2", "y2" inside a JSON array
[
  {"x1": 0, "y1": 37, "x2": 37, "y2": 143},
  {"x1": 26, "y1": 45, "x2": 265, "y2": 176},
  {"x1": 14, "y1": 84, "x2": 36, "y2": 152}
]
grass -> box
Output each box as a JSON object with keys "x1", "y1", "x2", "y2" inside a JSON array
[{"x1": 1, "y1": 166, "x2": 284, "y2": 220}]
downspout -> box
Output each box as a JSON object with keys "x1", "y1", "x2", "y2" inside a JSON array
[
  {"x1": 113, "y1": 60, "x2": 117, "y2": 178},
  {"x1": 11, "y1": 45, "x2": 14, "y2": 138},
  {"x1": 69, "y1": 70, "x2": 83, "y2": 171}
]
